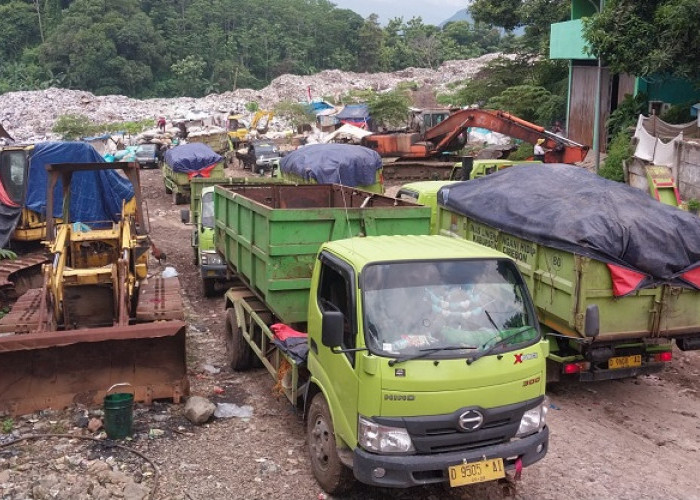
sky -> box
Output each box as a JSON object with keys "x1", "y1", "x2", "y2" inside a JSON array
[{"x1": 330, "y1": 0, "x2": 469, "y2": 26}]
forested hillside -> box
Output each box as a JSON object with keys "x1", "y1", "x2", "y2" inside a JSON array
[{"x1": 0, "y1": 0, "x2": 515, "y2": 98}]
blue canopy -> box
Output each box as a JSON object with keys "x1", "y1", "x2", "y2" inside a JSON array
[
  {"x1": 279, "y1": 144, "x2": 381, "y2": 186},
  {"x1": 27, "y1": 142, "x2": 135, "y2": 223},
  {"x1": 336, "y1": 104, "x2": 369, "y2": 120},
  {"x1": 164, "y1": 143, "x2": 222, "y2": 173}
]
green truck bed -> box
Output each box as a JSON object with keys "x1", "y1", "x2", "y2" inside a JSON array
[
  {"x1": 163, "y1": 161, "x2": 226, "y2": 203},
  {"x1": 214, "y1": 184, "x2": 431, "y2": 323},
  {"x1": 438, "y1": 210, "x2": 700, "y2": 343},
  {"x1": 189, "y1": 177, "x2": 291, "y2": 225}
]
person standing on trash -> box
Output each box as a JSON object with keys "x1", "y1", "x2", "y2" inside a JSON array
[
  {"x1": 534, "y1": 138, "x2": 546, "y2": 162},
  {"x1": 157, "y1": 116, "x2": 166, "y2": 132}
]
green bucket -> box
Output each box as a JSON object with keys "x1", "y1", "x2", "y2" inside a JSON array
[{"x1": 104, "y1": 383, "x2": 134, "y2": 440}]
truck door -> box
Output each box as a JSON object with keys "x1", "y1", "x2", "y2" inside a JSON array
[{"x1": 316, "y1": 253, "x2": 360, "y2": 445}]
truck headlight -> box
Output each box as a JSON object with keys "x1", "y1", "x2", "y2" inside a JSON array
[
  {"x1": 201, "y1": 252, "x2": 223, "y2": 265},
  {"x1": 515, "y1": 398, "x2": 548, "y2": 437},
  {"x1": 358, "y1": 416, "x2": 414, "y2": 454}
]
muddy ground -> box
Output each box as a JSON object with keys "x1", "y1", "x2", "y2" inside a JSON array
[{"x1": 2, "y1": 165, "x2": 700, "y2": 500}]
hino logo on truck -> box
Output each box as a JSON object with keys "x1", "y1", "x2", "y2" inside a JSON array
[
  {"x1": 458, "y1": 409, "x2": 484, "y2": 432},
  {"x1": 384, "y1": 394, "x2": 415, "y2": 401}
]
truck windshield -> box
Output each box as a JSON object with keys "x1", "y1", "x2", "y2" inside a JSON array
[
  {"x1": 362, "y1": 259, "x2": 539, "y2": 359},
  {"x1": 201, "y1": 192, "x2": 215, "y2": 229}
]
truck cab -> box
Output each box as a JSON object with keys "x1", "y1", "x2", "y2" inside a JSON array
[
  {"x1": 306, "y1": 235, "x2": 549, "y2": 491},
  {"x1": 190, "y1": 185, "x2": 226, "y2": 296}
]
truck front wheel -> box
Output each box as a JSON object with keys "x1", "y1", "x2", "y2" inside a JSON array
[
  {"x1": 225, "y1": 308, "x2": 253, "y2": 371},
  {"x1": 307, "y1": 393, "x2": 354, "y2": 495},
  {"x1": 202, "y1": 278, "x2": 217, "y2": 297}
]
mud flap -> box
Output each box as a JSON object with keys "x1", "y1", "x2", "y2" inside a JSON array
[{"x1": 0, "y1": 320, "x2": 189, "y2": 416}]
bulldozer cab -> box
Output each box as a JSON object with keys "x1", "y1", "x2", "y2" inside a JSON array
[
  {"x1": 0, "y1": 145, "x2": 30, "y2": 206},
  {"x1": 44, "y1": 162, "x2": 149, "y2": 330}
]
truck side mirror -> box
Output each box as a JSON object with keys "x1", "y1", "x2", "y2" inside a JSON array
[
  {"x1": 321, "y1": 309, "x2": 344, "y2": 349},
  {"x1": 180, "y1": 209, "x2": 190, "y2": 224},
  {"x1": 584, "y1": 304, "x2": 600, "y2": 338}
]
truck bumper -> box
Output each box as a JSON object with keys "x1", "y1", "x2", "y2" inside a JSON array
[
  {"x1": 352, "y1": 427, "x2": 548, "y2": 488},
  {"x1": 200, "y1": 264, "x2": 227, "y2": 280},
  {"x1": 578, "y1": 362, "x2": 665, "y2": 382}
]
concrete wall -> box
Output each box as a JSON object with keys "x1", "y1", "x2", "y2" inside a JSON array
[
  {"x1": 626, "y1": 140, "x2": 700, "y2": 201},
  {"x1": 678, "y1": 141, "x2": 700, "y2": 200}
]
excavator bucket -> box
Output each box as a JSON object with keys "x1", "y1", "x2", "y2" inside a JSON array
[{"x1": 0, "y1": 320, "x2": 188, "y2": 416}]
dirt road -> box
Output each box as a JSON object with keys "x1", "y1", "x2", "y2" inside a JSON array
[{"x1": 2, "y1": 167, "x2": 700, "y2": 500}]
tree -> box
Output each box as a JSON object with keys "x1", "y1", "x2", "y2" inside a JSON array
[
  {"x1": 470, "y1": 0, "x2": 570, "y2": 53},
  {"x1": 357, "y1": 14, "x2": 385, "y2": 72},
  {"x1": 583, "y1": 0, "x2": 700, "y2": 80},
  {"x1": 40, "y1": 0, "x2": 167, "y2": 96},
  {"x1": 0, "y1": 2, "x2": 41, "y2": 61}
]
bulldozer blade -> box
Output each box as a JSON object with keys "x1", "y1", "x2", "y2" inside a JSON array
[{"x1": 0, "y1": 320, "x2": 189, "y2": 416}]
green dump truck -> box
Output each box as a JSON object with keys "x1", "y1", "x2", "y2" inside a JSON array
[
  {"x1": 163, "y1": 143, "x2": 226, "y2": 204},
  {"x1": 181, "y1": 177, "x2": 291, "y2": 296},
  {"x1": 215, "y1": 183, "x2": 549, "y2": 494},
  {"x1": 382, "y1": 158, "x2": 542, "y2": 183},
  {"x1": 435, "y1": 164, "x2": 700, "y2": 382}
]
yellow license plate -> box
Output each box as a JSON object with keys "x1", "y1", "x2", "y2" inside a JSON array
[
  {"x1": 448, "y1": 458, "x2": 505, "y2": 487},
  {"x1": 609, "y1": 354, "x2": 642, "y2": 369},
  {"x1": 206, "y1": 270, "x2": 217, "y2": 276}
]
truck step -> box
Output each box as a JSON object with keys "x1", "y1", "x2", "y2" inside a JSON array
[{"x1": 136, "y1": 277, "x2": 184, "y2": 322}]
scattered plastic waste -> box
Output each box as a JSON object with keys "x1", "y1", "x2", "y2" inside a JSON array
[
  {"x1": 214, "y1": 403, "x2": 253, "y2": 419},
  {"x1": 162, "y1": 266, "x2": 178, "y2": 278}
]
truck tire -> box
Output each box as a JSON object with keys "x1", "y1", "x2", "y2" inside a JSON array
[
  {"x1": 202, "y1": 278, "x2": 217, "y2": 297},
  {"x1": 225, "y1": 308, "x2": 253, "y2": 371},
  {"x1": 173, "y1": 191, "x2": 186, "y2": 205},
  {"x1": 307, "y1": 393, "x2": 354, "y2": 495}
]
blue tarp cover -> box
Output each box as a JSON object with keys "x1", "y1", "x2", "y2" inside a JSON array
[
  {"x1": 279, "y1": 144, "x2": 381, "y2": 186},
  {"x1": 164, "y1": 143, "x2": 222, "y2": 173},
  {"x1": 27, "y1": 142, "x2": 134, "y2": 223},
  {"x1": 438, "y1": 164, "x2": 700, "y2": 288},
  {"x1": 336, "y1": 104, "x2": 369, "y2": 120}
]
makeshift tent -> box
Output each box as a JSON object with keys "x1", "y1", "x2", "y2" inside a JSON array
[
  {"x1": 0, "y1": 142, "x2": 136, "y2": 246},
  {"x1": 321, "y1": 124, "x2": 373, "y2": 144},
  {"x1": 279, "y1": 143, "x2": 381, "y2": 186},
  {"x1": 438, "y1": 163, "x2": 700, "y2": 292},
  {"x1": 26, "y1": 142, "x2": 135, "y2": 223},
  {"x1": 336, "y1": 104, "x2": 371, "y2": 129}
]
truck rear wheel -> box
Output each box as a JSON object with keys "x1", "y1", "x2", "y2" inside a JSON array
[
  {"x1": 225, "y1": 308, "x2": 253, "y2": 371},
  {"x1": 307, "y1": 393, "x2": 354, "y2": 495}
]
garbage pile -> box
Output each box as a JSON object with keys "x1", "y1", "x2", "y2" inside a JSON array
[{"x1": 0, "y1": 54, "x2": 507, "y2": 143}]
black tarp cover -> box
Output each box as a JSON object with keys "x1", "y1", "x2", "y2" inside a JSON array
[
  {"x1": 279, "y1": 143, "x2": 381, "y2": 186},
  {"x1": 438, "y1": 163, "x2": 700, "y2": 289}
]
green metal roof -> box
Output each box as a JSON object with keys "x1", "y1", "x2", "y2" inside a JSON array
[{"x1": 323, "y1": 235, "x2": 510, "y2": 270}]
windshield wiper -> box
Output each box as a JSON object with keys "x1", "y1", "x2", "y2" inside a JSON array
[
  {"x1": 466, "y1": 324, "x2": 538, "y2": 366},
  {"x1": 388, "y1": 345, "x2": 477, "y2": 366}
]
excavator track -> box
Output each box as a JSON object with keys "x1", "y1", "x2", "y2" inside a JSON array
[{"x1": 0, "y1": 251, "x2": 48, "y2": 302}]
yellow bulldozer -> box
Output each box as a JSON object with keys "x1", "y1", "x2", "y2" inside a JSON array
[{"x1": 0, "y1": 161, "x2": 188, "y2": 416}]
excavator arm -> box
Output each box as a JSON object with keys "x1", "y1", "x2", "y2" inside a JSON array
[{"x1": 364, "y1": 109, "x2": 589, "y2": 164}]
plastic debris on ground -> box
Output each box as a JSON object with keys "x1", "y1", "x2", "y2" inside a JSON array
[
  {"x1": 214, "y1": 403, "x2": 254, "y2": 419},
  {"x1": 162, "y1": 266, "x2": 178, "y2": 278}
]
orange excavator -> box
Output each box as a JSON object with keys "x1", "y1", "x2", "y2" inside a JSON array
[{"x1": 362, "y1": 109, "x2": 589, "y2": 164}]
